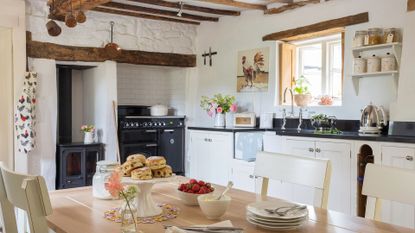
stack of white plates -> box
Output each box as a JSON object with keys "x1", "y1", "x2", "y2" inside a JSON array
[{"x1": 246, "y1": 201, "x2": 309, "y2": 231}]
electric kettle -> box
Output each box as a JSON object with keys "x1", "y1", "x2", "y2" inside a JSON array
[{"x1": 359, "y1": 103, "x2": 387, "y2": 134}]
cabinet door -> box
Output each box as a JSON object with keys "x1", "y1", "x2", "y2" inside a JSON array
[
  {"x1": 230, "y1": 160, "x2": 255, "y2": 192},
  {"x1": 285, "y1": 138, "x2": 316, "y2": 158},
  {"x1": 207, "y1": 133, "x2": 233, "y2": 186},
  {"x1": 61, "y1": 149, "x2": 85, "y2": 189},
  {"x1": 316, "y1": 141, "x2": 352, "y2": 215},
  {"x1": 188, "y1": 131, "x2": 209, "y2": 180},
  {"x1": 381, "y1": 146, "x2": 415, "y2": 229}
]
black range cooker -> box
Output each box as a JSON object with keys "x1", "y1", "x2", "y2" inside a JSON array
[{"x1": 118, "y1": 106, "x2": 185, "y2": 175}]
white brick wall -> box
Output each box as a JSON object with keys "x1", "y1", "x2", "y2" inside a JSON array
[
  {"x1": 117, "y1": 63, "x2": 187, "y2": 115},
  {"x1": 26, "y1": 0, "x2": 197, "y2": 54}
]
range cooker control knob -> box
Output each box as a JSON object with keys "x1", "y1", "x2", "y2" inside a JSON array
[
  {"x1": 143, "y1": 122, "x2": 148, "y2": 127},
  {"x1": 162, "y1": 122, "x2": 166, "y2": 126},
  {"x1": 147, "y1": 122, "x2": 153, "y2": 127},
  {"x1": 134, "y1": 122, "x2": 139, "y2": 127},
  {"x1": 125, "y1": 123, "x2": 130, "y2": 128}
]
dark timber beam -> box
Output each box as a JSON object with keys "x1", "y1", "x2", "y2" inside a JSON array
[
  {"x1": 101, "y1": 2, "x2": 218, "y2": 22},
  {"x1": 263, "y1": 12, "x2": 369, "y2": 41},
  {"x1": 127, "y1": 0, "x2": 241, "y2": 16},
  {"x1": 26, "y1": 32, "x2": 196, "y2": 67}
]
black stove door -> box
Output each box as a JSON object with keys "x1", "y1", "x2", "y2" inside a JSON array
[
  {"x1": 120, "y1": 143, "x2": 158, "y2": 163},
  {"x1": 158, "y1": 129, "x2": 184, "y2": 174}
]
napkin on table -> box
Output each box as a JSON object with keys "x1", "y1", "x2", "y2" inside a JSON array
[{"x1": 165, "y1": 220, "x2": 237, "y2": 233}]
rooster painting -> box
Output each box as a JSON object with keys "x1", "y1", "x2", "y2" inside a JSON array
[{"x1": 237, "y1": 48, "x2": 269, "y2": 92}]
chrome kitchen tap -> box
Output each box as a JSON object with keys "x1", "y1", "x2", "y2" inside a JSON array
[
  {"x1": 281, "y1": 109, "x2": 287, "y2": 130},
  {"x1": 297, "y1": 108, "x2": 303, "y2": 132},
  {"x1": 283, "y1": 88, "x2": 295, "y2": 117}
]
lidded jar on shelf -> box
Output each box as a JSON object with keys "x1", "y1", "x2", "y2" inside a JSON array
[
  {"x1": 354, "y1": 56, "x2": 367, "y2": 74},
  {"x1": 367, "y1": 54, "x2": 381, "y2": 73},
  {"x1": 381, "y1": 53, "x2": 397, "y2": 72},
  {"x1": 353, "y1": 30, "x2": 368, "y2": 47},
  {"x1": 368, "y1": 28, "x2": 383, "y2": 45}
]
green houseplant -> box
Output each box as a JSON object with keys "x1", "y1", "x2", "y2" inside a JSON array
[{"x1": 293, "y1": 75, "x2": 312, "y2": 107}]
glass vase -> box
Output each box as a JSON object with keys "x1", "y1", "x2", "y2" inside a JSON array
[
  {"x1": 120, "y1": 199, "x2": 138, "y2": 233},
  {"x1": 214, "y1": 113, "x2": 225, "y2": 128}
]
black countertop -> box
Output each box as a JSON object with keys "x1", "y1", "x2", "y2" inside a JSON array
[
  {"x1": 188, "y1": 127, "x2": 415, "y2": 144},
  {"x1": 187, "y1": 126, "x2": 265, "y2": 133}
]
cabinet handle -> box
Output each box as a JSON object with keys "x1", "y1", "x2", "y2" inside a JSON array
[
  {"x1": 249, "y1": 175, "x2": 257, "y2": 179},
  {"x1": 315, "y1": 148, "x2": 321, "y2": 153},
  {"x1": 406, "y1": 155, "x2": 414, "y2": 161},
  {"x1": 308, "y1": 148, "x2": 314, "y2": 152},
  {"x1": 146, "y1": 144, "x2": 158, "y2": 147},
  {"x1": 205, "y1": 138, "x2": 212, "y2": 142},
  {"x1": 66, "y1": 180, "x2": 72, "y2": 184}
]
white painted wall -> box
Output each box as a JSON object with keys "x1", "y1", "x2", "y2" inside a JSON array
[
  {"x1": 0, "y1": 28, "x2": 14, "y2": 169},
  {"x1": 190, "y1": 0, "x2": 408, "y2": 127},
  {"x1": 393, "y1": 11, "x2": 415, "y2": 121},
  {"x1": 72, "y1": 70, "x2": 84, "y2": 142},
  {"x1": 27, "y1": 58, "x2": 57, "y2": 190},
  {"x1": 83, "y1": 61, "x2": 118, "y2": 161},
  {"x1": 117, "y1": 64, "x2": 188, "y2": 115},
  {"x1": 26, "y1": 0, "x2": 197, "y2": 54}
]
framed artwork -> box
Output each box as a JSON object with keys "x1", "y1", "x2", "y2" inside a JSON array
[{"x1": 237, "y1": 47, "x2": 270, "y2": 92}]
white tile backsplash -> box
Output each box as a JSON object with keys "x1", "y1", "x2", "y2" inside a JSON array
[{"x1": 117, "y1": 64, "x2": 187, "y2": 115}]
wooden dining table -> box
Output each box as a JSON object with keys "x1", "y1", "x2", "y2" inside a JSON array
[{"x1": 47, "y1": 179, "x2": 415, "y2": 233}]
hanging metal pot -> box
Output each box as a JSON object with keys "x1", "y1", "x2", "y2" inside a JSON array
[
  {"x1": 46, "y1": 19, "x2": 62, "y2": 37},
  {"x1": 65, "y1": 1, "x2": 77, "y2": 28},
  {"x1": 104, "y1": 21, "x2": 121, "y2": 57},
  {"x1": 76, "y1": 0, "x2": 86, "y2": 23}
]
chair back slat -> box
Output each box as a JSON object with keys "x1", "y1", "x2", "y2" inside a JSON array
[
  {"x1": 254, "y1": 152, "x2": 331, "y2": 208},
  {"x1": 0, "y1": 162, "x2": 53, "y2": 233},
  {"x1": 363, "y1": 163, "x2": 415, "y2": 210}
]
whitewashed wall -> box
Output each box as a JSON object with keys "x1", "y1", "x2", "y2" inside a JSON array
[
  {"x1": 117, "y1": 64, "x2": 188, "y2": 115},
  {"x1": 190, "y1": 0, "x2": 409, "y2": 127},
  {"x1": 26, "y1": 0, "x2": 197, "y2": 54}
]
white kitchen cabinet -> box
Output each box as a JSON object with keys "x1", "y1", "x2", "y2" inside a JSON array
[
  {"x1": 230, "y1": 159, "x2": 256, "y2": 192},
  {"x1": 263, "y1": 132, "x2": 284, "y2": 153},
  {"x1": 263, "y1": 136, "x2": 352, "y2": 215},
  {"x1": 315, "y1": 141, "x2": 352, "y2": 215},
  {"x1": 380, "y1": 145, "x2": 415, "y2": 229},
  {"x1": 188, "y1": 130, "x2": 233, "y2": 186}
]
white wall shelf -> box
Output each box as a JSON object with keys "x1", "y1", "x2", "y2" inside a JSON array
[
  {"x1": 352, "y1": 71, "x2": 399, "y2": 95},
  {"x1": 352, "y1": 42, "x2": 402, "y2": 95}
]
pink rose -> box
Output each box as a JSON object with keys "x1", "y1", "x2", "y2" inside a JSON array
[
  {"x1": 217, "y1": 107, "x2": 223, "y2": 113},
  {"x1": 230, "y1": 104, "x2": 237, "y2": 113}
]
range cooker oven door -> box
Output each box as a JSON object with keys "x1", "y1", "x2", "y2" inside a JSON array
[
  {"x1": 120, "y1": 143, "x2": 158, "y2": 163},
  {"x1": 159, "y1": 129, "x2": 184, "y2": 174},
  {"x1": 119, "y1": 129, "x2": 158, "y2": 144}
]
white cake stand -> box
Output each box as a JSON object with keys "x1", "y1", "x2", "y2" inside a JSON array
[{"x1": 122, "y1": 175, "x2": 179, "y2": 218}]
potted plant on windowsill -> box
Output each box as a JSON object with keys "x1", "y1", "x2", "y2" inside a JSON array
[{"x1": 293, "y1": 75, "x2": 312, "y2": 107}]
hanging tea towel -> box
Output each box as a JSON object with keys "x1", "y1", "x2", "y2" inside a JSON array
[{"x1": 15, "y1": 72, "x2": 38, "y2": 154}]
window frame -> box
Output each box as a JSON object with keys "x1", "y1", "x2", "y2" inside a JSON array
[{"x1": 294, "y1": 34, "x2": 343, "y2": 105}]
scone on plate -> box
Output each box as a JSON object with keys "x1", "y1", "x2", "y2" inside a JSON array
[
  {"x1": 152, "y1": 165, "x2": 173, "y2": 178},
  {"x1": 131, "y1": 167, "x2": 152, "y2": 180},
  {"x1": 145, "y1": 156, "x2": 167, "y2": 170},
  {"x1": 127, "y1": 154, "x2": 146, "y2": 164},
  {"x1": 121, "y1": 159, "x2": 144, "y2": 177}
]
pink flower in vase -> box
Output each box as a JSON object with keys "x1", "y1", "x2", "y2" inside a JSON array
[
  {"x1": 208, "y1": 107, "x2": 215, "y2": 117},
  {"x1": 230, "y1": 104, "x2": 238, "y2": 113},
  {"x1": 217, "y1": 107, "x2": 223, "y2": 114}
]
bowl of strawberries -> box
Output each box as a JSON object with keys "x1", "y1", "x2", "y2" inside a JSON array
[{"x1": 177, "y1": 179, "x2": 214, "y2": 206}]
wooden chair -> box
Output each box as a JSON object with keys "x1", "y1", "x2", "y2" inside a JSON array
[
  {"x1": 362, "y1": 163, "x2": 415, "y2": 221},
  {"x1": 254, "y1": 151, "x2": 332, "y2": 209},
  {"x1": 0, "y1": 162, "x2": 52, "y2": 233}
]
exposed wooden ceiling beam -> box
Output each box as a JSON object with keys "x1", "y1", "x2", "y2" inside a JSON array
[
  {"x1": 199, "y1": 0, "x2": 266, "y2": 10},
  {"x1": 127, "y1": 0, "x2": 240, "y2": 16},
  {"x1": 409, "y1": 0, "x2": 415, "y2": 11},
  {"x1": 92, "y1": 7, "x2": 200, "y2": 25},
  {"x1": 265, "y1": 0, "x2": 320, "y2": 14},
  {"x1": 48, "y1": 0, "x2": 110, "y2": 16},
  {"x1": 102, "y1": 2, "x2": 218, "y2": 22},
  {"x1": 265, "y1": 0, "x2": 293, "y2": 4},
  {"x1": 27, "y1": 32, "x2": 196, "y2": 67},
  {"x1": 263, "y1": 12, "x2": 369, "y2": 41}
]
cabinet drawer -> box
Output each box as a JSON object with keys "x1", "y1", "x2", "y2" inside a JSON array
[{"x1": 382, "y1": 146, "x2": 415, "y2": 169}]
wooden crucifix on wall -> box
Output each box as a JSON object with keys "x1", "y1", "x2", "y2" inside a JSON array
[
  {"x1": 202, "y1": 47, "x2": 218, "y2": 66},
  {"x1": 409, "y1": 0, "x2": 415, "y2": 11}
]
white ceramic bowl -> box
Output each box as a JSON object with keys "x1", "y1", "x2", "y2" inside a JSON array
[
  {"x1": 177, "y1": 190, "x2": 205, "y2": 206},
  {"x1": 197, "y1": 194, "x2": 231, "y2": 220}
]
